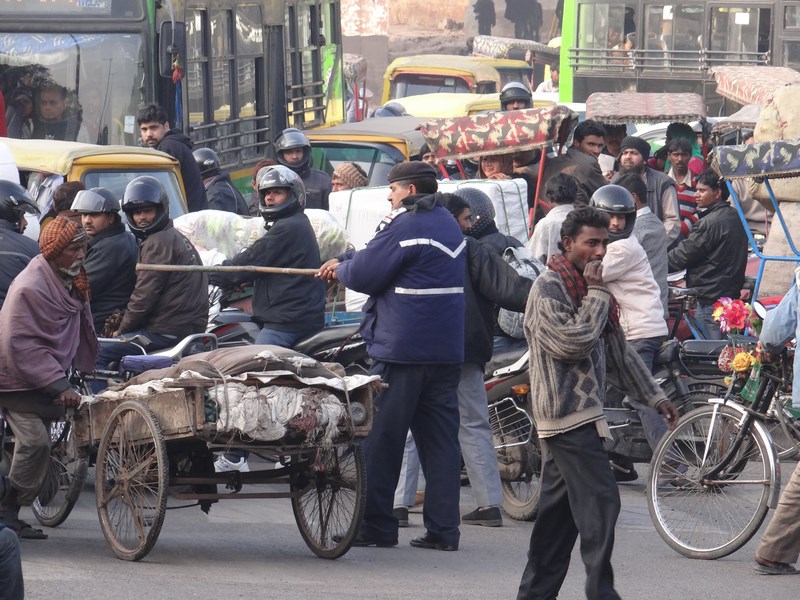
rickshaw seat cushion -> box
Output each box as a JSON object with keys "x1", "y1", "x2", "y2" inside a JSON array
[{"x1": 120, "y1": 355, "x2": 174, "y2": 375}]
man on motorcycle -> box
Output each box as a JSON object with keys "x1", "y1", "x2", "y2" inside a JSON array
[
  {"x1": 0, "y1": 216, "x2": 97, "y2": 539},
  {"x1": 209, "y1": 165, "x2": 325, "y2": 472},
  {"x1": 0, "y1": 181, "x2": 40, "y2": 309},
  {"x1": 517, "y1": 206, "x2": 677, "y2": 600},
  {"x1": 590, "y1": 185, "x2": 670, "y2": 480}
]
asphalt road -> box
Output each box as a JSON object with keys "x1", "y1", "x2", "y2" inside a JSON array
[{"x1": 18, "y1": 464, "x2": 798, "y2": 600}]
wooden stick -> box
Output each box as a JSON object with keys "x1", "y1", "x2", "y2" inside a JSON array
[{"x1": 136, "y1": 264, "x2": 320, "y2": 276}]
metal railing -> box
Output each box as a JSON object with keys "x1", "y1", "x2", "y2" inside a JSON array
[{"x1": 568, "y1": 46, "x2": 770, "y2": 74}]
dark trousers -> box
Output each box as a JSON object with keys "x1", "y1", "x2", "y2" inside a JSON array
[
  {"x1": 361, "y1": 361, "x2": 462, "y2": 545},
  {"x1": 517, "y1": 424, "x2": 621, "y2": 600}
]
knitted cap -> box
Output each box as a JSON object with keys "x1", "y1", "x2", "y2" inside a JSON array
[
  {"x1": 332, "y1": 162, "x2": 368, "y2": 189},
  {"x1": 619, "y1": 136, "x2": 651, "y2": 161},
  {"x1": 387, "y1": 161, "x2": 437, "y2": 184}
]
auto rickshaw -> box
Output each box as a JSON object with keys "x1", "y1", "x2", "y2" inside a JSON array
[{"x1": 392, "y1": 92, "x2": 556, "y2": 119}]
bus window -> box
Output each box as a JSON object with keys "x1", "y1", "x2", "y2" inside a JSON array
[
  {"x1": 642, "y1": 4, "x2": 704, "y2": 68},
  {"x1": 210, "y1": 10, "x2": 233, "y2": 125},
  {"x1": 709, "y1": 7, "x2": 772, "y2": 63},
  {"x1": 187, "y1": 10, "x2": 209, "y2": 128},
  {"x1": 575, "y1": 2, "x2": 635, "y2": 67},
  {"x1": 787, "y1": 4, "x2": 800, "y2": 29},
  {"x1": 235, "y1": 5, "x2": 264, "y2": 164}
]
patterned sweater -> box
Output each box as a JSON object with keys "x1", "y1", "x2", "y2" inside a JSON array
[{"x1": 523, "y1": 270, "x2": 667, "y2": 438}]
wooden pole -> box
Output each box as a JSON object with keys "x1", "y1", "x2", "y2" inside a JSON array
[{"x1": 136, "y1": 264, "x2": 320, "y2": 276}]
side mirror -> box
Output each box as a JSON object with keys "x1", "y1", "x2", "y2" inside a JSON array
[
  {"x1": 752, "y1": 300, "x2": 767, "y2": 320},
  {"x1": 159, "y1": 20, "x2": 187, "y2": 78}
]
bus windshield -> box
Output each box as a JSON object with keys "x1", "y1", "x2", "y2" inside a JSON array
[{"x1": 1, "y1": 32, "x2": 144, "y2": 146}]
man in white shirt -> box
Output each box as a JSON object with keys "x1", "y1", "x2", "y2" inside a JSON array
[
  {"x1": 526, "y1": 173, "x2": 576, "y2": 264},
  {"x1": 590, "y1": 185, "x2": 670, "y2": 480},
  {"x1": 535, "y1": 62, "x2": 559, "y2": 94}
]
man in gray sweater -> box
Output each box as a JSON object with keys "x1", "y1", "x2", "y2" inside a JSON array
[{"x1": 516, "y1": 206, "x2": 677, "y2": 600}]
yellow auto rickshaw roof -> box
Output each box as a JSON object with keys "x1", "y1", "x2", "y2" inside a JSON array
[
  {"x1": 306, "y1": 116, "x2": 428, "y2": 156},
  {"x1": 385, "y1": 55, "x2": 514, "y2": 82},
  {"x1": 394, "y1": 92, "x2": 556, "y2": 119},
  {"x1": 1, "y1": 137, "x2": 179, "y2": 175}
]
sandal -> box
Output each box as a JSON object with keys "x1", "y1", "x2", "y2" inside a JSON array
[
  {"x1": 6, "y1": 519, "x2": 48, "y2": 540},
  {"x1": 754, "y1": 558, "x2": 799, "y2": 575}
]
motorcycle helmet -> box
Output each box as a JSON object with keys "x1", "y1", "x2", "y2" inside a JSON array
[
  {"x1": 275, "y1": 128, "x2": 312, "y2": 173},
  {"x1": 456, "y1": 187, "x2": 495, "y2": 238},
  {"x1": 590, "y1": 184, "x2": 636, "y2": 241},
  {"x1": 121, "y1": 176, "x2": 170, "y2": 240},
  {"x1": 193, "y1": 147, "x2": 221, "y2": 179},
  {"x1": 256, "y1": 165, "x2": 306, "y2": 221},
  {"x1": 0, "y1": 180, "x2": 39, "y2": 231},
  {"x1": 373, "y1": 102, "x2": 407, "y2": 118},
  {"x1": 499, "y1": 82, "x2": 532, "y2": 111},
  {"x1": 70, "y1": 187, "x2": 120, "y2": 213}
]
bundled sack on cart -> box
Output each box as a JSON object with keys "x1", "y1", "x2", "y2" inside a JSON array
[
  {"x1": 85, "y1": 345, "x2": 380, "y2": 444},
  {"x1": 173, "y1": 208, "x2": 350, "y2": 262}
]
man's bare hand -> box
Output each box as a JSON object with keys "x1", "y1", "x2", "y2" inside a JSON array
[
  {"x1": 316, "y1": 258, "x2": 340, "y2": 283},
  {"x1": 658, "y1": 400, "x2": 680, "y2": 431},
  {"x1": 55, "y1": 388, "x2": 81, "y2": 408},
  {"x1": 584, "y1": 260, "x2": 605, "y2": 286}
]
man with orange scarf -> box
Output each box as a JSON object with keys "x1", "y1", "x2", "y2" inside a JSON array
[{"x1": 0, "y1": 216, "x2": 97, "y2": 539}]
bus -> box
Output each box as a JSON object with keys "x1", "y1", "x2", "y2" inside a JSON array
[
  {"x1": 0, "y1": 0, "x2": 345, "y2": 189},
  {"x1": 559, "y1": 0, "x2": 800, "y2": 113}
]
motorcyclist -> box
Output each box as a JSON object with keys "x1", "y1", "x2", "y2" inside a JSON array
[
  {"x1": 70, "y1": 187, "x2": 138, "y2": 333},
  {"x1": 274, "y1": 128, "x2": 331, "y2": 210},
  {"x1": 590, "y1": 185, "x2": 670, "y2": 481},
  {"x1": 0, "y1": 180, "x2": 40, "y2": 308},
  {"x1": 209, "y1": 165, "x2": 326, "y2": 472},
  {"x1": 193, "y1": 148, "x2": 250, "y2": 215},
  {"x1": 499, "y1": 82, "x2": 532, "y2": 111}
]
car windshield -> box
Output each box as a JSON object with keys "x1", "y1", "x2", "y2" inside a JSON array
[
  {"x1": 390, "y1": 74, "x2": 472, "y2": 98},
  {"x1": 0, "y1": 32, "x2": 145, "y2": 146},
  {"x1": 82, "y1": 170, "x2": 187, "y2": 219}
]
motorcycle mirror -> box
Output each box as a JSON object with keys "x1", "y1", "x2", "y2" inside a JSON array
[{"x1": 752, "y1": 300, "x2": 767, "y2": 319}]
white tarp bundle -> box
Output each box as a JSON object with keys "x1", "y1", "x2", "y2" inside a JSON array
[
  {"x1": 173, "y1": 208, "x2": 350, "y2": 263},
  {"x1": 328, "y1": 178, "x2": 529, "y2": 251},
  {"x1": 209, "y1": 383, "x2": 345, "y2": 443}
]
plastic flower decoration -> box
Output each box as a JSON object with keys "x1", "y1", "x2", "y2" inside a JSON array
[
  {"x1": 712, "y1": 297, "x2": 754, "y2": 335},
  {"x1": 731, "y1": 351, "x2": 755, "y2": 373}
]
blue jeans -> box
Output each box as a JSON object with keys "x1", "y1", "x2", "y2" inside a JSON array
[
  {"x1": 626, "y1": 337, "x2": 669, "y2": 451},
  {"x1": 695, "y1": 304, "x2": 724, "y2": 340},
  {"x1": 0, "y1": 527, "x2": 24, "y2": 600}
]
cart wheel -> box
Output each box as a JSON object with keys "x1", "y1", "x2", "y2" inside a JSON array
[
  {"x1": 32, "y1": 421, "x2": 88, "y2": 527},
  {"x1": 95, "y1": 401, "x2": 168, "y2": 561},
  {"x1": 290, "y1": 443, "x2": 366, "y2": 559}
]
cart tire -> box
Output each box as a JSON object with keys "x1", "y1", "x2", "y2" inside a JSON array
[
  {"x1": 290, "y1": 443, "x2": 366, "y2": 559},
  {"x1": 95, "y1": 401, "x2": 168, "y2": 561},
  {"x1": 32, "y1": 421, "x2": 88, "y2": 528}
]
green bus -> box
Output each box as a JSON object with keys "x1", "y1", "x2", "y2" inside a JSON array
[{"x1": 0, "y1": 0, "x2": 345, "y2": 189}]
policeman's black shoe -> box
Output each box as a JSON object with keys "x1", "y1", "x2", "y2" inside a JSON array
[
  {"x1": 410, "y1": 532, "x2": 459, "y2": 551},
  {"x1": 336, "y1": 532, "x2": 398, "y2": 548}
]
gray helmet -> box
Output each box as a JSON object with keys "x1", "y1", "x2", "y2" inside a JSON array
[
  {"x1": 121, "y1": 176, "x2": 170, "y2": 240},
  {"x1": 256, "y1": 165, "x2": 306, "y2": 221},
  {"x1": 70, "y1": 187, "x2": 120, "y2": 214},
  {"x1": 193, "y1": 147, "x2": 221, "y2": 178},
  {"x1": 590, "y1": 184, "x2": 636, "y2": 241},
  {"x1": 0, "y1": 180, "x2": 39, "y2": 230},
  {"x1": 275, "y1": 128, "x2": 312, "y2": 172},
  {"x1": 499, "y1": 82, "x2": 532, "y2": 110},
  {"x1": 456, "y1": 187, "x2": 495, "y2": 238}
]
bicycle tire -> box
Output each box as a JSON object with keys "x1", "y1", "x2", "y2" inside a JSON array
[
  {"x1": 96, "y1": 401, "x2": 168, "y2": 561},
  {"x1": 647, "y1": 404, "x2": 775, "y2": 560},
  {"x1": 290, "y1": 443, "x2": 366, "y2": 559}
]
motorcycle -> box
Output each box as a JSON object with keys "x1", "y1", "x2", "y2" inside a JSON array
[{"x1": 489, "y1": 336, "x2": 731, "y2": 522}]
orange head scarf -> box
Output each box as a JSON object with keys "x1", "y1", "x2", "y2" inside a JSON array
[{"x1": 39, "y1": 216, "x2": 91, "y2": 301}]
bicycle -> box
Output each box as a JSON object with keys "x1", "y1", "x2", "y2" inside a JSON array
[{"x1": 646, "y1": 348, "x2": 789, "y2": 560}]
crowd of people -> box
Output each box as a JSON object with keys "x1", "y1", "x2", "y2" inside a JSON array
[{"x1": 1, "y1": 73, "x2": 799, "y2": 600}]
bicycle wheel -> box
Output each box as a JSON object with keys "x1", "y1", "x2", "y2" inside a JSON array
[
  {"x1": 95, "y1": 401, "x2": 168, "y2": 561},
  {"x1": 32, "y1": 421, "x2": 88, "y2": 527},
  {"x1": 669, "y1": 382, "x2": 727, "y2": 415},
  {"x1": 647, "y1": 405, "x2": 776, "y2": 560},
  {"x1": 290, "y1": 443, "x2": 366, "y2": 559}
]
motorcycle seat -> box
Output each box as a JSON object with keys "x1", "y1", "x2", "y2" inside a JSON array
[
  {"x1": 681, "y1": 339, "x2": 732, "y2": 359},
  {"x1": 293, "y1": 324, "x2": 361, "y2": 355},
  {"x1": 484, "y1": 339, "x2": 528, "y2": 379},
  {"x1": 119, "y1": 355, "x2": 174, "y2": 375},
  {"x1": 653, "y1": 339, "x2": 679, "y2": 367}
]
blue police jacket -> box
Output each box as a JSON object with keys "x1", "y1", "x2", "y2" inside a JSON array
[{"x1": 337, "y1": 193, "x2": 466, "y2": 364}]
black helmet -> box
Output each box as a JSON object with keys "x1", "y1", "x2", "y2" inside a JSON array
[
  {"x1": 256, "y1": 165, "x2": 306, "y2": 221},
  {"x1": 456, "y1": 187, "x2": 495, "y2": 238},
  {"x1": 193, "y1": 147, "x2": 221, "y2": 178},
  {"x1": 70, "y1": 187, "x2": 120, "y2": 213},
  {"x1": 121, "y1": 176, "x2": 170, "y2": 240},
  {"x1": 590, "y1": 184, "x2": 636, "y2": 241},
  {"x1": 0, "y1": 180, "x2": 39, "y2": 230},
  {"x1": 373, "y1": 102, "x2": 407, "y2": 117},
  {"x1": 275, "y1": 128, "x2": 312, "y2": 172},
  {"x1": 499, "y1": 82, "x2": 532, "y2": 111}
]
